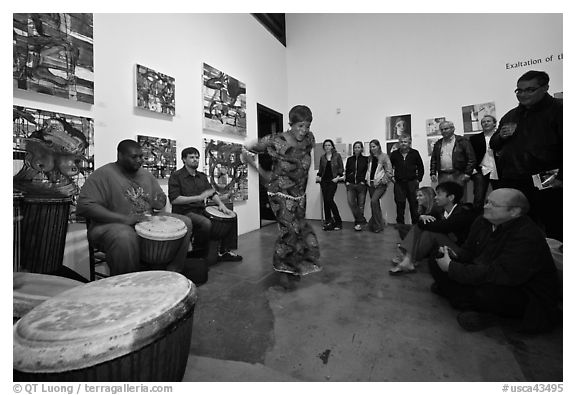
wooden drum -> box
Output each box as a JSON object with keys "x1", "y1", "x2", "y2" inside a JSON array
[
  {"x1": 135, "y1": 215, "x2": 187, "y2": 265},
  {"x1": 13, "y1": 273, "x2": 84, "y2": 320},
  {"x1": 13, "y1": 271, "x2": 198, "y2": 382},
  {"x1": 203, "y1": 206, "x2": 236, "y2": 240}
]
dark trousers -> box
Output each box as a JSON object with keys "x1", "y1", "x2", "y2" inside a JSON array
[
  {"x1": 497, "y1": 178, "x2": 563, "y2": 241},
  {"x1": 181, "y1": 208, "x2": 238, "y2": 256},
  {"x1": 428, "y1": 258, "x2": 526, "y2": 317},
  {"x1": 393, "y1": 179, "x2": 419, "y2": 224},
  {"x1": 471, "y1": 172, "x2": 501, "y2": 211},
  {"x1": 321, "y1": 181, "x2": 342, "y2": 225}
]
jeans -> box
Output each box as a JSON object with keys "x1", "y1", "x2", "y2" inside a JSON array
[
  {"x1": 182, "y1": 208, "x2": 238, "y2": 256},
  {"x1": 346, "y1": 183, "x2": 367, "y2": 225},
  {"x1": 393, "y1": 179, "x2": 419, "y2": 224},
  {"x1": 367, "y1": 183, "x2": 387, "y2": 232},
  {"x1": 320, "y1": 181, "x2": 342, "y2": 225}
]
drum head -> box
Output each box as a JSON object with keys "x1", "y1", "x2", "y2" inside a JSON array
[
  {"x1": 204, "y1": 205, "x2": 236, "y2": 219},
  {"x1": 135, "y1": 215, "x2": 187, "y2": 241},
  {"x1": 13, "y1": 271, "x2": 197, "y2": 373}
]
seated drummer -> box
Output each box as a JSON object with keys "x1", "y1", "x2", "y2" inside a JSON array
[
  {"x1": 77, "y1": 139, "x2": 192, "y2": 276},
  {"x1": 168, "y1": 147, "x2": 243, "y2": 262}
]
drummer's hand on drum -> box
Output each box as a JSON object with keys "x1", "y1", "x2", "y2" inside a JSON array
[
  {"x1": 123, "y1": 213, "x2": 150, "y2": 226},
  {"x1": 201, "y1": 189, "x2": 217, "y2": 201},
  {"x1": 218, "y1": 204, "x2": 234, "y2": 216}
]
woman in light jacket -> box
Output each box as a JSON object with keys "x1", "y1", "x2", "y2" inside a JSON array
[
  {"x1": 316, "y1": 139, "x2": 345, "y2": 230},
  {"x1": 365, "y1": 139, "x2": 393, "y2": 233}
]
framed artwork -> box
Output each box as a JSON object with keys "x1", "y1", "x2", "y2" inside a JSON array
[
  {"x1": 363, "y1": 141, "x2": 372, "y2": 156},
  {"x1": 13, "y1": 106, "x2": 94, "y2": 222},
  {"x1": 13, "y1": 13, "x2": 94, "y2": 104},
  {"x1": 553, "y1": 92, "x2": 563, "y2": 100},
  {"x1": 427, "y1": 137, "x2": 441, "y2": 156},
  {"x1": 203, "y1": 139, "x2": 248, "y2": 201},
  {"x1": 386, "y1": 141, "x2": 399, "y2": 156},
  {"x1": 202, "y1": 63, "x2": 247, "y2": 137},
  {"x1": 136, "y1": 64, "x2": 175, "y2": 115},
  {"x1": 137, "y1": 135, "x2": 177, "y2": 179},
  {"x1": 386, "y1": 114, "x2": 411, "y2": 141},
  {"x1": 461, "y1": 102, "x2": 496, "y2": 134},
  {"x1": 426, "y1": 117, "x2": 446, "y2": 137}
]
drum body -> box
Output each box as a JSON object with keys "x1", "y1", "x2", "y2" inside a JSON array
[
  {"x1": 20, "y1": 195, "x2": 72, "y2": 274},
  {"x1": 13, "y1": 271, "x2": 197, "y2": 382},
  {"x1": 135, "y1": 215, "x2": 187, "y2": 265},
  {"x1": 13, "y1": 273, "x2": 83, "y2": 320},
  {"x1": 203, "y1": 206, "x2": 236, "y2": 240}
]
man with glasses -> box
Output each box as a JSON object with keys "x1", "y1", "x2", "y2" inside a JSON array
[
  {"x1": 490, "y1": 70, "x2": 562, "y2": 241},
  {"x1": 430, "y1": 188, "x2": 560, "y2": 334},
  {"x1": 429, "y1": 120, "x2": 476, "y2": 186}
]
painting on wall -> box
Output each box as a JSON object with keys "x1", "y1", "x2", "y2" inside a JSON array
[
  {"x1": 387, "y1": 141, "x2": 399, "y2": 156},
  {"x1": 461, "y1": 102, "x2": 496, "y2": 134},
  {"x1": 202, "y1": 63, "x2": 247, "y2": 137},
  {"x1": 203, "y1": 139, "x2": 248, "y2": 202},
  {"x1": 427, "y1": 137, "x2": 441, "y2": 156},
  {"x1": 386, "y1": 114, "x2": 411, "y2": 141},
  {"x1": 426, "y1": 117, "x2": 446, "y2": 137},
  {"x1": 136, "y1": 64, "x2": 175, "y2": 115},
  {"x1": 13, "y1": 106, "x2": 94, "y2": 222},
  {"x1": 13, "y1": 13, "x2": 94, "y2": 104},
  {"x1": 554, "y1": 92, "x2": 563, "y2": 100},
  {"x1": 137, "y1": 135, "x2": 177, "y2": 179}
]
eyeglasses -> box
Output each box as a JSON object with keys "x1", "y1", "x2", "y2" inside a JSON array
[
  {"x1": 514, "y1": 86, "x2": 543, "y2": 94},
  {"x1": 484, "y1": 199, "x2": 516, "y2": 208},
  {"x1": 439, "y1": 127, "x2": 454, "y2": 131}
]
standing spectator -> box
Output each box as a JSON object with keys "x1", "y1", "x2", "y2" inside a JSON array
[
  {"x1": 365, "y1": 139, "x2": 393, "y2": 233},
  {"x1": 490, "y1": 70, "x2": 562, "y2": 241},
  {"x1": 430, "y1": 120, "x2": 476, "y2": 185},
  {"x1": 316, "y1": 139, "x2": 344, "y2": 231},
  {"x1": 390, "y1": 135, "x2": 424, "y2": 225},
  {"x1": 469, "y1": 115, "x2": 501, "y2": 212},
  {"x1": 344, "y1": 141, "x2": 369, "y2": 231}
]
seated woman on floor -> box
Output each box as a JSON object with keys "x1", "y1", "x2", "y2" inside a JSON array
[{"x1": 389, "y1": 181, "x2": 477, "y2": 275}]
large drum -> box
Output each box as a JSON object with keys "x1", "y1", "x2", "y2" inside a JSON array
[
  {"x1": 13, "y1": 271, "x2": 197, "y2": 382},
  {"x1": 135, "y1": 215, "x2": 187, "y2": 265},
  {"x1": 203, "y1": 205, "x2": 236, "y2": 240},
  {"x1": 13, "y1": 273, "x2": 84, "y2": 320},
  {"x1": 20, "y1": 195, "x2": 72, "y2": 274}
]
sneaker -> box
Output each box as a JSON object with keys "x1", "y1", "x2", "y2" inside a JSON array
[
  {"x1": 354, "y1": 224, "x2": 362, "y2": 231},
  {"x1": 333, "y1": 223, "x2": 342, "y2": 231},
  {"x1": 218, "y1": 251, "x2": 243, "y2": 262},
  {"x1": 457, "y1": 311, "x2": 498, "y2": 332},
  {"x1": 324, "y1": 222, "x2": 335, "y2": 231}
]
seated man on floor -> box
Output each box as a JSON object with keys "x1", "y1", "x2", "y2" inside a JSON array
[
  {"x1": 77, "y1": 139, "x2": 192, "y2": 275},
  {"x1": 168, "y1": 147, "x2": 242, "y2": 262},
  {"x1": 390, "y1": 181, "x2": 477, "y2": 275},
  {"x1": 431, "y1": 188, "x2": 560, "y2": 333}
]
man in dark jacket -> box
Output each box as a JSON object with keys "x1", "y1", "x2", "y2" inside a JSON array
[
  {"x1": 430, "y1": 120, "x2": 476, "y2": 186},
  {"x1": 431, "y1": 188, "x2": 560, "y2": 333},
  {"x1": 390, "y1": 135, "x2": 424, "y2": 225},
  {"x1": 490, "y1": 70, "x2": 562, "y2": 241}
]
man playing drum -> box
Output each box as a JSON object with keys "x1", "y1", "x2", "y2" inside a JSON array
[
  {"x1": 168, "y1": 147, "x2": 243, "y2": 262},
  {"x1": 77, "y1": 140, "x2": 193, "y2": 275}
]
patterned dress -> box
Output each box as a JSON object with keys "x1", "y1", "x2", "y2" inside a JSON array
[{"x1": 251, "y1": 131, "x2": 321, "y2": 276}]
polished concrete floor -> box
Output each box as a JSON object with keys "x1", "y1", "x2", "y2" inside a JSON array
[{"x1": 181, "y1": 220, "x2": 562, "y2": 382}]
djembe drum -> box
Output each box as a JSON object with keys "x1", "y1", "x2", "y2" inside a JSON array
[
  {"x1": 135, "y1": 215, "x2": 187, "y2": 265},
  {"x1": 13, "y1": 273, "x2": 84, "y2": 320},
  {"x1": 203, "y1": 205, "x2": 236, "y2": 240},
  {"x1": 13, "y1": 271, "x2": 197, "y2": 382}
]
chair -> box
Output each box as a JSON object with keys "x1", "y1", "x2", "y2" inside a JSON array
[{"x1": 86, "y1": 220, "x2": 110, "y2": 281}]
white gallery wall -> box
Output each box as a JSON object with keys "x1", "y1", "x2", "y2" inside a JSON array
[
  {"x1": 13, "y1": 13, "x2": 288, "y2": 235},
  {"x1": 285, "y1": 13, "x2": 563, "y2": 223}
]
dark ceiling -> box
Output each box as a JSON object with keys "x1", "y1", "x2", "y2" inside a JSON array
[{"x1": 252, "y1": 13, "x2": 286, "y2": 47}]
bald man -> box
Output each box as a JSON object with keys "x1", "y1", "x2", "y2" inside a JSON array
[{"x1": 430, "y1": 188, "x2": 560, "y2": 333}]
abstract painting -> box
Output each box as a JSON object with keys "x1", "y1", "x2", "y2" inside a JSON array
[
  {"x1": 13, "y1": 13, "x2": 94, "y2": 104},
  {"x1": 203, "y1": 63, "x2": 247, "y2": 137},
  {"x1": 137, "y1": 135, "x2": 177, "y2": 179},
  {"x1": 426, "y1": 117, "x2": 446, "y2": 137},
  {"x1": 461, "y1": 102, "x2": 496, "y2": 134},
  {"x1": 136, "y1": 64, "x2": 175, "y2": 115},
  {"x1": 387, "y1": 141, "x2": 399, "y2": 155},
  {"x1": 386, "y1": 114, "x2": 411, "y2": 140},
  {"x1": 13, "y1": 106, "x2": 94, "y2": 222},
  {"x1": 427, "y1": 137, "x2": 442, "y2": 156},
  {"x1": 203, "y1": 139, "x2": 248, "y2": 201}
]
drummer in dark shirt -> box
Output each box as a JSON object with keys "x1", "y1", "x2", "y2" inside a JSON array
[{"x1": 168, "y1": 147, "x2": 242, "y2": 262}]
